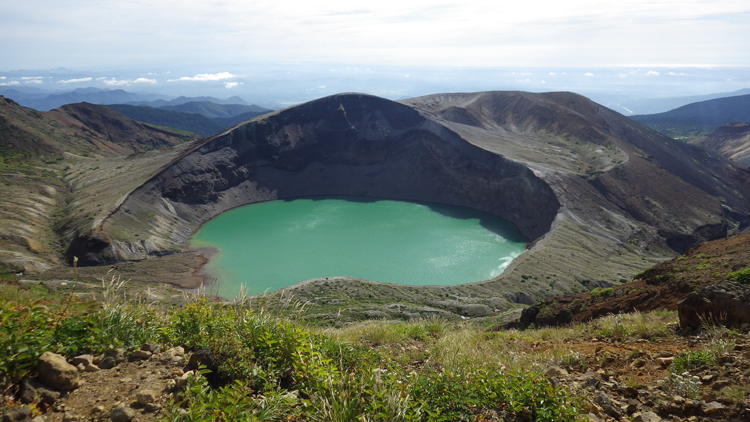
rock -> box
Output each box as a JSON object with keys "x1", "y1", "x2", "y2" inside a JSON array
[
  {"x1": 129, "y1": 350, "x2": 152, "y2": 361},
  {"x1": 712, "y1": 379, "x2": 731, "y2": 390},
  {"x1": 632, "y1": 411, "x2": 661, "y2": 422},
  {"x1": 141, "y1": 341, "x2": 160, "y2": 353},
  {"x1": 185, "y1": 348, "x2": 218, "y2": 373},
  {"x1": 2, "y1": 406, "x2": 32, "y2": 422},
  {"x1": 164, "y1": 346, "x2": 184, "y2": 357},
  {"x1": 136, "y1": 389, "x2": 158, "y2": 405},
  {"x1": 70, "y1": 354, "x2": 93, "y2": 367},
  {"x1": 84, "y1": 363, "x2": 100, "y2": 372},
  {"x1": 99, "y1": 357, "x2": 117, "y2": 369},
  {"x1": 36, "y1": 352, "x2": 81, "y2": 391},
  {"x1": 104, "y1": 349, "x2": 127, "y2": 364},
  {"x1": 20, "y1": 378, "x2": 60, "y2": 404},
  {"x1": 62, "y1": 412, "x2": 79, "y2": 422},
  {"x1": 630, "y1": 358, "x2": 647, "y2": 368},
  {"x1": 678, "y1": 281, "x2": 750, "y2": 329},
  {"x1": 701, "y1": 401, "x2": 725, "y2": 415},
  {"x1": 656, "y1": 357, "x2": 673, "y2": 368},
  {"x1": 109, "y1": 404, "x2": 135, "y2": 422},
  {"x1": 545, "y1": 365, "x2": 569, "y2": 377},
  {"x1": 586, "y1": 413, "x2": 603, "y2": 422},
  {"x1": 593, "y1": 391, "x2": 622, "y2": 419},
  {"x1": 580, "y1": 372, "x2": 601, "y2": 389},
  {"x1": 701, "y1": 374, "x2": 715, "y2": 384},
  {"x1": 144, "y1": 403, "x2": 161, "y2": 413},
  {"x1": 175, "y1": 372, "x2": 193, "y2": 389}
]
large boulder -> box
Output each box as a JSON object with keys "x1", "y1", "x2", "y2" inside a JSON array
[
  {"x1": 678, "y1": 281, "x2": 750, "y2": 329},
  {"x1": 36, "y1": 352, "x2": 81, "y2": 391}
]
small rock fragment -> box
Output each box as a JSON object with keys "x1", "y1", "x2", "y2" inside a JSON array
[
  {"x1": 130, "y1": 350, "x2": 152, "y2": 361},
  {"x1": 141, "y1": 341, "x2": 160, "y2": 353},
  {"x1": 657, "y1": 357, "x2": 673, "y2": 368},
  {"x1": 84, "y1": 363, "x2": 100, "y2": 372},
  {"x1": 136, "y1": 389, "x2": 158, "y2": 406},
  {"x1": 701, "y1": 401, "x2": 725, "y2": 415},
  {"x1": 20, "y1": 378, "x2": 60, "y2": 404},
  {"x1": 99, "y1": 357, "x2": 116, "y2": 370},
  {"x1": 109, "y1": 404, "x2": 136, "y2": 422},
  {"x1": 2, "y1": 406, "x2": 32, "y2": 422},
  {"x1": 70, "y1": 355, "x2": 93, "y2": 367},
  {"x1": 545, "y1": 365, "x2": 569, "y2": 377},
  {"x1": 632, "y1": 411, "x2": 661, "y2": 422},
  {"x1": 62, "y1": 412, "x2": 79, "y2": 422}
]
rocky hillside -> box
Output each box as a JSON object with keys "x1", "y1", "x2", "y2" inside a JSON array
[
  {"x1": 0, "y1": 96, "x2": 198, "y2": 273},
  {"x1": 512, "y1": 232, "x2": 750, "y2": 328},
  {"x1": 58, "y1": 91, "x2": 750, "y2": 320},
  {"x1": 691, "y1": 122, "x2": 750, "y2": 167}
]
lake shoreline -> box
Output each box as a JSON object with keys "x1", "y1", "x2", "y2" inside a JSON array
[{"x1": 183, "y1": 245, "x2": 220, "y2": 291}]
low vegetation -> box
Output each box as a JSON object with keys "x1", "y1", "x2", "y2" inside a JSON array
[{"x1": 1, "y1": 276, "x2": 583, "y2": 421}]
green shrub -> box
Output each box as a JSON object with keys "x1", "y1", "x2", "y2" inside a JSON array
[
  {"x1": 590, "y1": 287, "x2": 615, "y2": 299},
  {"x1": 670, "y1": 350, "x2": 716, "y2": 374},
  {"x1": 727, "y1": 268, "x2": 750, "y2": 284}
]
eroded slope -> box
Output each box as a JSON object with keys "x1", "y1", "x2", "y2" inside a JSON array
[{"x1": 0, "y1": 97, "x2": 199, "y2": 273}]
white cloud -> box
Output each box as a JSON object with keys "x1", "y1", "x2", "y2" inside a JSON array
[
  {"x1": 0, "y1": 76, "x2": 5, "y2": 79},
  {"x1": 95, "y1": 77, "x2": 106, "y2": 80},
  {"x1": 646, "y1": 71, "x2": 660, "y2": 76},
  {"x1": 224, "y1": 81, "x2": 241, "y2": 89},
  {"x1": 0, "y1": 81, "x2": 21, "y2": 86},
  {"x1": 18, "y1": 76, "x2": 44, "y2": 83},
  {"x1": 59, "y1": 77, "x2": 93, "y2": 84},
  {"x1": 171, "y1": 72, "x2": 236, "y2": 82},
  {"x1": 584, "y1": 73, "x2": 595, "y2": 77},
  {"x1": 133, "y1": 78, "x2": 156, "y2": 84},
  {"x1": 102, "y1": 78, "x2": 130, "y2": 86}
]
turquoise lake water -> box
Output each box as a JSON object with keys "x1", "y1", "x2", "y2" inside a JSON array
[{"x1": 189, "y1": 197, "x2": 527, "y2": 298}]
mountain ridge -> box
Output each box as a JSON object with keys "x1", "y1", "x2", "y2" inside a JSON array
[
  {"x1": 630, "y1": 94, "x2": 750, "y2": 138},
  {"x1": 59, "y1": 91, "x2": 750, "y2": 318}
]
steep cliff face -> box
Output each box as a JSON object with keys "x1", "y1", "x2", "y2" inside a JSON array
[
  {"x1": 77, "y1": 94, "x2": 560, "y2": 264},
  {"x1": 692, "y1": 122, "x2": 750, "y2": 167}
]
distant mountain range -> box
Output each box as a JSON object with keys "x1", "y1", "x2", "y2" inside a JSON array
[
  {"x1": 613, "y1": 88, "x2": 750, "y2": 115},
  {"x1": 0, "y1": 87, "x2": 273, "y2": 137},
  {"x1": 0, "y1": 88, "x2": 166, "y2": 111},
  {"x1": 630, "y1": 94, "x2": 750, "y2": 139},
  {"x1": 0, "y1": 87, "x2": 265, "y2": 113},
  {"x1": 105, "y1": 102, "x2": 272, "y2": 137}
]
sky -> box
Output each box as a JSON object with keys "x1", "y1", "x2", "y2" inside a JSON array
[
  {"x1": 2, "y1": 0, "x2": 749, "y2": 69},
  {"x1": 1, "y1": 1, "x2": 749, "y2": 110}
]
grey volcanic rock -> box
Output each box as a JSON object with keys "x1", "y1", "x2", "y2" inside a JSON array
[{"x1": 678, "y1": 281, "x2": 750, "y2": 329}]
